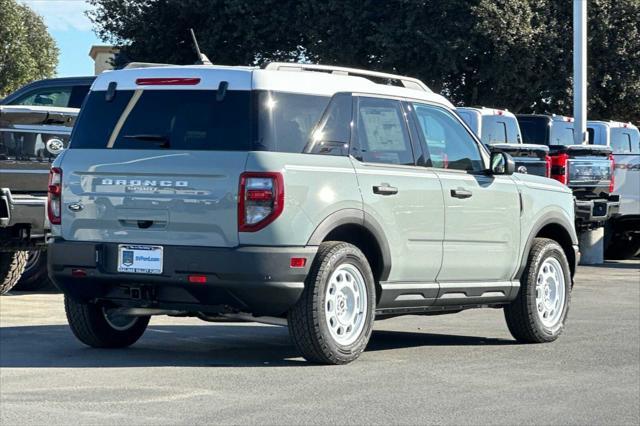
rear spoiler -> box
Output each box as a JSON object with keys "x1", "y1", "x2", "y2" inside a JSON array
[{"x1": 123, "y1": 62, "x2": 173, "y2": 69}]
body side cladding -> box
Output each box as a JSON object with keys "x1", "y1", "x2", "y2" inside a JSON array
[
  {"x1": 515, "y1": 211, "x2": 579, "y2": 282},
  {"x1": 306, "y1": 208, "x2": 392, "y2": 282},
  {"x1": 376, "y1": 280, "x2": 519, "y2": 313}
]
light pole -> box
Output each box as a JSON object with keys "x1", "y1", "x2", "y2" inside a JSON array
[{"x1": 573, "y1": 0, "x2": 587, "y2": 145}]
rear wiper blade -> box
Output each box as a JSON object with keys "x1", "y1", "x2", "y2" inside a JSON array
[{"x1": 123, "y1": 134, "x2": 170, "y2": 147}]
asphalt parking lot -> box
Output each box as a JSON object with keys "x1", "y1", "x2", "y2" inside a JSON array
[{"x1": 0, "y1": 261, "x2": 638, "y2": 425}]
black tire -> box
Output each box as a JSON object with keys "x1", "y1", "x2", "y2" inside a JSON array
[
  {"x1": 64, "y1": 295, "x2": 150, "y2": 348},
  {"x1": 14, "y1": 250, "x2": 56, "y2": 291},
  {"x1": 288, "y1": 241, "x2": 376, "y2": 364},
  {"x1": 504, "y1": 238, "x2": 571, "y2": 343},
  {"x1": 0, "y1": 251, "x2": 28, "y2": 295},
  {"x1": 605, "y1": 238, "x2": 640, "y2": 260}
]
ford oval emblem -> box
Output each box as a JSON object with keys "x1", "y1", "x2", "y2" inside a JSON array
[
  {"x1": 68, "y1": 203, "x2": 83, "y2": 212},
  {"x1": 517, "y1": 165, "x2": 528, "y2": 174},
  {"x1": 46, "y1": 138, "x2": 64, "y2": 155}
]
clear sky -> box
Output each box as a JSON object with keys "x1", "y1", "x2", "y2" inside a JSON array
[{"x1": 21, "y1": 0, "x2": 103, "y2": 77}]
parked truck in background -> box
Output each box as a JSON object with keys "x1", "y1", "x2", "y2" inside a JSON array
[
  {"x1": 1, "y1": 76, "x2": 94, "y2": 109},
  {"x1": 0, "y1": 77, "x2": 93, "y2": 294},
  {"x1": 0, "y1": 105, "x2": 78, "y2": 293},
  {"x1": 457, "y1": 107, "x2": 550, "y2": 177},
  {"x1": 516, "y1": 114, "x2": 619, "y2": 231},
  {"x1": 588, "y1": 120, "x2": 640, "y2": 259}
]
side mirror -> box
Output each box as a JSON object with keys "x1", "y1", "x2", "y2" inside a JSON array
[{"x1": 490, "y1": 151, "x2": 515, "y2": 175}]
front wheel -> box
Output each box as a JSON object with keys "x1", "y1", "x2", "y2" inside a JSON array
[
  {"x1": 288, "y1": 241, "x2": 376, "y2": 364},
  {"x1": 64, "y1": 295, "x2": 150, "y2": 348},
  {"x1": 504, "y1": 238, "x2": 571, "y2": 343}
]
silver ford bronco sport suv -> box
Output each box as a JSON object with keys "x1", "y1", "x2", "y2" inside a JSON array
[{"x1": 49, "y1": 63, "x2": 579, "y2": 364}]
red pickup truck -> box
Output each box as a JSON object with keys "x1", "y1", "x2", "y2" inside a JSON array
[{"x1": 517, "y1": 114, "x2": 619, "y2": 231}]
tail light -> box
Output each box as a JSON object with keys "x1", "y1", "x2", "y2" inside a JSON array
[
  {"x1": 47, "y1": 167, "x2": 62, "y2": 224},
  {"x1": 550, "y1": 153, "x2": 569, "y2": 185},
  {"x1": 544, "y1": 154, "x2": 552, "y2": 178},
  {"x1": 238, "y1": 172, "x2": 284, "y2": 232},
  {"x1": 609, "y1": 154, "x2": 615, "y2": 193}
]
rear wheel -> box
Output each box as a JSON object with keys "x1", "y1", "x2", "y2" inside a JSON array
[
  {"x1": 14, "y1": 250, "x2": 56, "y2": 291},
  {"x1": 505, "y1": 238, "x2": 571, "y2": 343},
  {"x1": 605, "y1": 238, "x2": 640, "y2": 260},
  {"x1": 288, "y1": 241, "x2": 376, "y2": 364},
  {"x1": 64, "y1": 295, "x2": 150, "y2": 348},
  {"x1": 0, "y1": 251, "x2": 28, "y2": 295}
]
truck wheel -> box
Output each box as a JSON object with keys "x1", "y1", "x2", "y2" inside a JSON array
[
  {"x1": 0, "y1": 251, "x2": 28, "y2": 295},
  {"x1": 14, "y1": 250, "x2": 56, "y2": 291},
  {"x1": 605, "y1": 239, "x2": 640, "y2": 260},
  {"x1": 288, "y1": 241, "x2": 376, "y2": 364},
  {"x1": 505, "y1": 238, "x2": 571, "y2": 343},
  {"x1": 64, "y1": 295, "x2": 150, "y2": 348}
]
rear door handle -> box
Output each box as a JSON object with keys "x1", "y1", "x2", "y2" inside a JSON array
[
  {"x1": 373, "y1": 184, "x2": 398, "y2": 196},
  {"x1": 450, "y1": 188, "x2": 472, "y2": 199}
]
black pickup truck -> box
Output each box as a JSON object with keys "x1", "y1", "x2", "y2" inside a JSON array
[
  {"x1": 457, "y1": 107, "x2": 550, "y2": 178},
  {"x1": 517, "y1": 114, "x2": 620, "y2": 231},
  {"x1": 0, "y1": 105, "x2": 78, "y2": 293}
]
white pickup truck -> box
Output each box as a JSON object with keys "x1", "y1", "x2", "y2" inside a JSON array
[{"x1": 588, "y1": 121, "x2": 640, "y2": 259}]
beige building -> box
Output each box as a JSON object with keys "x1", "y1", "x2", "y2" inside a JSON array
[{"x1": 88, "y1": 45, "x2": 119, "y2": 75}]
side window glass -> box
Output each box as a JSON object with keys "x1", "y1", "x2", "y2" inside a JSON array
[
  {"x1": 305, "y1": 93, "x2": 352, "y2": 156},
  {"x1": 413, "y1": 103, "x2": 484, "y2": 172},
  {"x1": 11, "y1": 87, "x2": 72, "y2": 107},
  {"x1": 356, "y1": 97, "x2": 414, "y2": 165},
  {"x1": 68, "y1": 85, "x2": 91, "y2": 108}
]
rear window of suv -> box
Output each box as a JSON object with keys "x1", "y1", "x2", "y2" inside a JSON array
[{"x1": 70, "y1": 89, "x2": 331, "y2": 152}]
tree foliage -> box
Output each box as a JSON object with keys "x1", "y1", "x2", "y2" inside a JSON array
[
  {"x1": 89, "y1": 0, "x2": 640, "y2": 122},
  {"x1": 0, "y1": 0, "x2": 59, "y2": 97}
]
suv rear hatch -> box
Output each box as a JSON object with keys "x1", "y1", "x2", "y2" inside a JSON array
[{"x1": 60, "y1": 70, "x2": 253, "y2": 247}]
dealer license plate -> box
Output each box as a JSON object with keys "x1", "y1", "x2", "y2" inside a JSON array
[{"x1": 117, "y1": 245, "x2": 163, "y2": 274}]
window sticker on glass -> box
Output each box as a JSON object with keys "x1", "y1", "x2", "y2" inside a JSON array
[{"x1": 360, "y1": 107, "x2": 407, "y2": 151}]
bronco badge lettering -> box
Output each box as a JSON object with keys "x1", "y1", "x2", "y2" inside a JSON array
[{"x1": 100, "y1": 179, "x2": 189, "y2": 187}]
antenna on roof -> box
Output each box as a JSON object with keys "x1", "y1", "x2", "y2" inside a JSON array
[{"x1": 189, "y1": 28, "x2": 212, "y2": 65}]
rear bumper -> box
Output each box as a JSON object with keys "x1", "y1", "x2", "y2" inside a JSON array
[
  {"x1": 574, "y1": 196, "x2": 620, "y2": 228},
  {"x1": 48, "y1": 239, "x2": 317, "y2": 316},
  {"x1": 0, "y1": 188, "x2": 47, "y2": 250}
]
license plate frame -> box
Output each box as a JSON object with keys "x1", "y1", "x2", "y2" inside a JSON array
[{"x1": 117, "y1": 244, "x2": 163, "y2": 274}]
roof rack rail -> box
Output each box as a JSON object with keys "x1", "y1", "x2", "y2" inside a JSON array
[{"x1": 263, "y1": 62, "x2": 431, "y2": 93}]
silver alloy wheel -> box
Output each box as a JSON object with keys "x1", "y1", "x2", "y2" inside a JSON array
[
  {"x1": 24, "y1": 250, "x2": 41, "y2": 273},
  {"x1": 535, "y1": 257, "x2": 566, "y2": 328},
  {"x1": 324, "y1": 263, "x2": 368, "y2": 346},
  {"x1": 102, "y1": 307, "x2": 138, "y2": 331}
]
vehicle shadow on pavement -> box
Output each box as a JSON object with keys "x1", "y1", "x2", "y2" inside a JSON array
[
  {"x1": 583, "y1": 261, "x2": 640, "y2": 270},
  {"x1": 0, "y1": 324, "x2": 513, "y2": 368}
]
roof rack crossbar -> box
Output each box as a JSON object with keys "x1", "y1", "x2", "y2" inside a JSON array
[{"x1": 263, "y1": 62, "x2": 431, "y2": 93}]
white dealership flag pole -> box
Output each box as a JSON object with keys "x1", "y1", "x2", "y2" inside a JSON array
[{"x1": 573, "y1": 0, "x2": 587, "y2": 145}]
